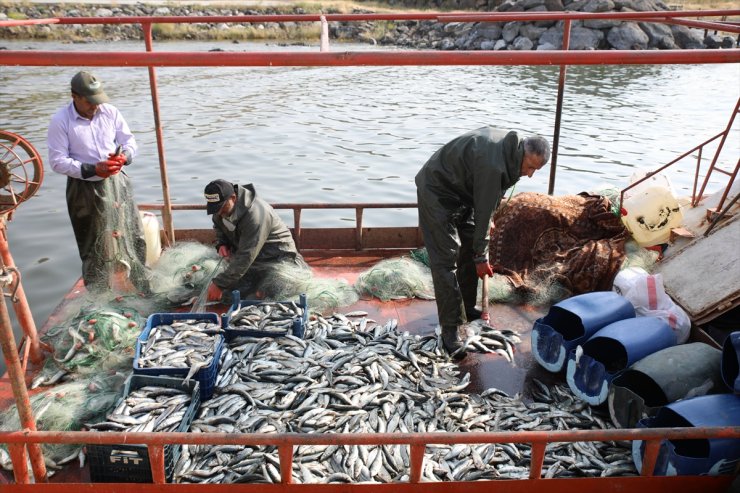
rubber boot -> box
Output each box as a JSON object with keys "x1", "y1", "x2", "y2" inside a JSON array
[
  {"x1": 466, "y1": 307, "x2": 482, "y2": 322},
  {"x1": 442, "y1": 325, "x2": 466, "y2": 359}
]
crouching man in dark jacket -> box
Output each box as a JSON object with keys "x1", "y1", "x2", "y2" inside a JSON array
[
  {"x1": 415, "y1": 127, "x2": 550, "y2": 357},
  {"x1": 204, "y1": 179, "x2": 307, "y2": 302}
]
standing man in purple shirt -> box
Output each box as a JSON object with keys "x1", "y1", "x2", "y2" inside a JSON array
[{"x1": 47, "y1": 71, "x2": 148, "y2": 292}]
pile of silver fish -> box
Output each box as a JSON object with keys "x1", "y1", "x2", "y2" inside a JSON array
[
  {"x1": 172, "y1": 313, "x2": 636, "y2": 483},
  {"x1": 227, "y1": 301, "x2": 305, "y2": 335},
  {"x1": 138, "y1": 320, "x2": 222, "y2": 382},
  {"x1": 88, "y1": 385, "x2": 193, "y2": 433}
]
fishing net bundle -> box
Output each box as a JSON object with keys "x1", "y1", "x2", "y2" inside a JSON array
[
  {"x1": 147, "y1": 241, "x2": 224, "y2": 310},
  {"x1": 91, "y1": 177, "x2": 150, "y2": 294},
  {"x1": 619, "y1": 239, "x2": 660, "y2": 272},
  {"x1": 37, "y1": 297, "x2": 145, "y2": 385},
  {"x1": 354, "y1": 256, "x2": 435, "y2": 302},
  {"x1": 0, "y1": 372, "x2": 127, "y2": 470},
  {"x1": 256, "y1": 261, "x2": 359, "y2": 314}
]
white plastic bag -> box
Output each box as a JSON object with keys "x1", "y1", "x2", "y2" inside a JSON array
[{"x1": 612, "y1": 267, "x2": 691, "y2": 344}]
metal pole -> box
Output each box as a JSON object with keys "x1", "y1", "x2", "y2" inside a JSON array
[
  {"x1": 143, "y1": 21, "x2": 175, "y2": 245},
  {"x1": 0, "y1": 250, "x2": 47, "y2": 482},
  {"x1": 0, "y1": 218, "x2": 42, "y2": 363},
  {"x1": 549, "y1": 19, "x2": 572, "y2": 195},
  {"x1": 320, "y1": 15, "x2": 329, "y2": 52}
]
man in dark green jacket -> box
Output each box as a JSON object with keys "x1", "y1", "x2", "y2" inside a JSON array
[
  {"x1": 204, "y1": 179, "x2": 307, "y2": 302},
  {"x1": 415, "y1": 127, "x2": 550, "y2": 356}
]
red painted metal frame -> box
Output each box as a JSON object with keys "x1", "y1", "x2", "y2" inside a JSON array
[
  {"x1": 1, "y1": 427, "x2": 739, "y2": 488},
  {"x1": 2, "y1": 11, "x2": 740, "y2": 491},
  {"x1": 619, "y1": 96, "x2": 740, "y2": 219},
  {"x1": 2, "y1": 49, "x2": 738, "y2": 67},
  {"x1": 1, "y1": 10, "x2": 739, "y2": 27}
]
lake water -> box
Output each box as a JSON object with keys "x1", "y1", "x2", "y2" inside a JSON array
[{"x1": 1, "y1": 39, "x2": 739, "y2": 368}]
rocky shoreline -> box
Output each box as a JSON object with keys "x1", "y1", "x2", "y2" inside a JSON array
[{"x1": 0, "y1": 1, "x2": 737, "y2": 50}]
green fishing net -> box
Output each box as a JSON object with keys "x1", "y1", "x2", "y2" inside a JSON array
[
  {"x1": 256, "y1": 262, "x2": 359, "y2": 314},
  {"x1": 92, "y1": 177, "x2": 150, "y2": 294},
  {"x1": 37, "y1": 298, "x2": 144, "y2": 384},
  {"x1": 593, "y1": 186, "x2": 622, "y2": 216},
  {"x1": 147, "y1": 241, "x2": 224, "y2": 309},
  {"x1": 0, "y1": 373, "x2": 127, "y2": 469},
  {"x1": 355, "y1": 256, "x2": 435, "y2": 302},
  {"x1": 620, "y1": 239, "x2": 659, "y2": 272}
]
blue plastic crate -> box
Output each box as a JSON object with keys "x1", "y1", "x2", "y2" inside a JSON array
[
  {"x1": 88, "y1": 374, "x2": 200, "y2": 483},
  {"x1": 223, "y1": 291, "x2": 308, "y2": 341},
  {"x1": 133, "y1": 312, "x2": 224, "y2": 399}
]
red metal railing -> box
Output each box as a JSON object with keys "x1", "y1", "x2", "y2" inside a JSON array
[
  {"x1": 2, "y1": 9, "x2": 739, "y2": 239},
  {"x1": 2, "y1": 11, "x2": 740, "y2": 492},
  {"x1": 619, "y1": 96, "x2": 740, "y2": 221},
  {"x1": 1, "y1": 426, "x2": 739, "y2": 490}
]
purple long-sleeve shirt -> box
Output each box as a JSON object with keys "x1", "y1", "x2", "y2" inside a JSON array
[{"x1": 47, "y1": 101, "x2": 137, "y2": 181}]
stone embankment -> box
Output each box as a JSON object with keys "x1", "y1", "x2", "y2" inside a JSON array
[{"x1": 0, "y1": 0, "x2": 737, "y2": 50}]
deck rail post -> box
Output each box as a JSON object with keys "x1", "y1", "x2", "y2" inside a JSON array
[
  {"x1": 293, "y1": 208, "x2": 302, "y2": 250},
  {"x1": 320, "y1": 15, "x2": 330, "y2": 51},
  {"x1": 143, "y1": 21, "x2": 175, "y2": 245},
  {"x1": 279, "y1": 444, "x2": 294, "y2": 484},
  {"x1": 529, "y1": 441, "x2": 546, "y2": 479},
  {"x1": 148, "y1": 444, "x2": 166, "y2": 483},
  {"x1": 0, "y1": 275, "x2": 47, "y2": 482},
  {"x1": 355, "y1": 207, "x2": 364, "y2": 250},
  {"x1": 409, "y1": 443, "x2": 425, "y2": 483},
  {"x1": 549, "y1": 18, "x2": 571, "y2": 195}
]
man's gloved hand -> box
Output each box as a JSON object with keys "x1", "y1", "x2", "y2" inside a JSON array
[
  {"x1": 207, "y1": 282, "x2": 223, "y2": 302},
  {"x1": 217, "y1": 245, "x2": 231, "y2": 258},
  {"x1": 95, "y1": 159, "x2": 123, "y2": 178},
  {"x1": 107, "y1": 152, "x2": 127, "y2": 167},
  {"x1": 475, "y1": 261, "x2": 494, "y2": 279}
]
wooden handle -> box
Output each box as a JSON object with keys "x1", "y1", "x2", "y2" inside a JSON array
[{"x1": 482, "y1": 275, "x2": 490, "y2": 320}]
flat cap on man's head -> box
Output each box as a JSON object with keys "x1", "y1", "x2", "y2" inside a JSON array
[
  {"x1": 204, "y1": 179, "x2": 235, "y2": 215},
  {"x1": 71, "y1": 71, "x2": 110, "y2": 105}
]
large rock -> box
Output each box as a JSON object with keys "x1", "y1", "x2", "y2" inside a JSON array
[
  {"x1": 564, "y1": 0, "x2": 591, "y2": 11},
  {"x1": 638, "y1": 21, "x2": 676, "y2": 49},
  {"x1": 570, "y1": 26, "x2": 604, "y2": 49},
  {"x1": 671, "y1": 25, "x2": 705, "y2": 49},
  {"x1": 519, "y1": 23, "x2": 547, "y2": 41},
  {"x1": 582, "y1": 0, "x2": 615, "y2": 12},
  {"x1": 544, "y1": 0, "x2": 566, "y2": 10},
  {"x1": 607, "y1": 22, "x2": 649, "y2": 49},
  {"x1": 539, "y1": 25, "x2": 564, "y2": 49},
  {"x1": 704, "y1": 34, "x2": 724, "y2": 49},
  {"x1": 502, "y1": 21, "x2": 521, "y2": 42},
  {"x1": 583, "y1": 19, "x2": 622, "y2": 29},
  {"x1": 472, "y1": 22, "x2": 503, "y2": 40},
  {"x1": 517, "y1": 0, "x2": 548, "y2": 9},
  {"x1": 614, "y1": 0, "x2": 670, "y2": 11},
  {"x1": 512, "y1": 35, "x2": 535, "y2": 50},
  {"x1": 94, "y1": 8, "x2": 113, "y2": 17}
]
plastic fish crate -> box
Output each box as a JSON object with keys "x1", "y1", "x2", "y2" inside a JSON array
[
  {"x1": 88, "y1": 374, "x2": 200, "y2": 483},
  {"x1": 222, "y1": 291, "x2": 308, "y2": 341},
  {"x1": 133, "y1": 312, "x2": 224, "y2": 399}
]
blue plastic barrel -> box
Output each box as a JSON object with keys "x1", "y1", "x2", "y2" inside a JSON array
[
  {"x1": 632, "y1": 394, "x2": 740, "y2": 476},
  {"x1": 565, "y1": 316, "x2": 675, "y2": 405},
  {"x1": 531, "y1": 291, "x2": 635, "y2": 372},
  {"x1": 721, "y1": 331, "x2": 739, "y2": 393}
]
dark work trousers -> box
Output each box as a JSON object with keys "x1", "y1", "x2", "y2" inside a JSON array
[
  {"x1": 66, "y1": 173, "x2": 147, "y2": 291},
  {"x1": 417, "y1": 190, "x2": 478, "y2": 329}
]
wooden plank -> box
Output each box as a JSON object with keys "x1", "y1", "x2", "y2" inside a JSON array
[{"x1": 656, "y1": 213, "x2": 740, "y2": 323}]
